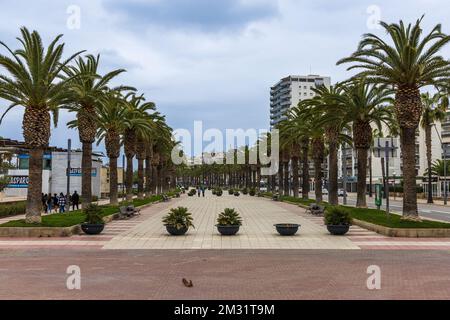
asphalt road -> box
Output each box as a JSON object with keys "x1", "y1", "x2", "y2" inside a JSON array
[{"x1": 310, "y1": 192, "x2": 450, "y2": 223}]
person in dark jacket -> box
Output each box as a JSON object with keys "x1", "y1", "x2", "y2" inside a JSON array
[
  {"x1": 42, "y1": 193, "x2": 48, "y2": 213},
  {"x1": 52, "y1": 193, "x2": 59, "y2": 213},
  {"x1": 71, "y1": 190, "x2": 80, "y2": 211}
]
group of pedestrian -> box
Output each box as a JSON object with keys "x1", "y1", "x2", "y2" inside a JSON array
[
  {"x1": 41, "y1": 190, "x2": 80, "y2": 214},
  {"x1": 197, "y1": 185, "x2": 205, "y2": 197}
]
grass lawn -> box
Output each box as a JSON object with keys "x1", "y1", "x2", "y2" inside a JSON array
[
  {"x1": 266, "y1": 192, "x2": 450, "y2": 229},
  {"x1": 0, "y1": 195, "x2": 164, "y2": 228},
  {"x1": 343, "y1": 206, "x2": 450, "y2": 229}
]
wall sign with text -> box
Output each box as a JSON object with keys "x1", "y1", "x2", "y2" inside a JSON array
[
  {"x1": 7, "y1": 176, "x2": 29, "y2": 188},
  {"x1": 67, "y1": 168, "x2": 97, "y2": 177}
]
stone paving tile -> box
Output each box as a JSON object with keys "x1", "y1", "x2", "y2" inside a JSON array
[{"x1": 103, "y1": 193, "x2": 360, "y2": 250}]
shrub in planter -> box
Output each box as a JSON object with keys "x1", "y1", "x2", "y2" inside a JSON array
[
  {"x1": 324, "y1": 206, "x2": 352, "y2": 235},
  {"x1": 234, "y1": 191, "x2": 240, "y2": 196},
  {"x1": 215, "y1": 188, "x2": 223, "y2": 196},
  {"x1": 242, "y1": 187, "x2": 248, "y2": 195},
  {"x1": 81, "y1": 204, "x2": 105, "y2": 235},
  {"x1": 188, "y1": 189, "x2": 196, "y2": 197},
  {"x1": 249, "y1": 188, "x2": 256, "y2": 196},
  {"x1": 162, "y1": 206, "x2": 195, "y2": 235},
  {"x1": 212, "y1": 189, "x2": 217, "y2": 195},
  {"x1": 272, "y1": 193, "x2": 280, "y2": 201},
  {"x1": 228, "y1": 189, "x2": 234, "y2": 195},
  {"x1": 216, "y1": 208, "x2": 242, "y2": 235}
]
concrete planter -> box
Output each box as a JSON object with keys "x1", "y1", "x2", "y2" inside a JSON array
[
  {"x1": 353, "y1": 219, "x2": 450, "y2": 238},
  {"x1": 0, "y1": 225, "x2": 81, "y2": 237}
]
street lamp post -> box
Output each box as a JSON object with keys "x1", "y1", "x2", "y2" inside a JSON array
[{"x1": 393, "y1": 171, "x2": 396, "y2": 201}]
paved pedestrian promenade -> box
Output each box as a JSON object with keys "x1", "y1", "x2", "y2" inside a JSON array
[{"x1": 103, "y1": 193, "x2": 359, "y2": 250}]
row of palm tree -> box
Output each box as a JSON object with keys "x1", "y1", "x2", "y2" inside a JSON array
[
  {"x1": 177, "y1": 17, "x2": 450, "y2": 221},
  {"x1": 275, "y1": 16, "x2": 450, "y2": 220},
  {"x1": 0, "y1": 27, "x2": 175, "y2": 223}
]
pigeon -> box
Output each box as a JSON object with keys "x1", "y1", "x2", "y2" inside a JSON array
[{"x1": 182, "y1": 278, "x2": 193, "y2": 287}]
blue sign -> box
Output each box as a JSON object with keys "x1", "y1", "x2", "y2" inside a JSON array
[
  {"x1": 7, "y1": 176, "x2": 29, "y2": 188},
  {"x1": 68, "y1": 168, "x2": 97, "y2": 177},
  {"x1": 18, "y1": 153, "x2": 52, "y2": 159}
]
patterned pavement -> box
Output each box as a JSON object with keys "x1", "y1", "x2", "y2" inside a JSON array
[{"x1": 1, "y1": 193, "x2": 450, "y2": 250}]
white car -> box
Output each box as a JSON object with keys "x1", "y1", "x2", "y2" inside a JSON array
[
  {"x1": 322, "y1": 188, "x2": 328, "y2": 195},
  {"x1": 338, "y1": 189, "x2": 345, "y2": 197}
]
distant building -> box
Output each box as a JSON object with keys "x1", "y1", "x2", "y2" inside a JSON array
[
  {"x1": 270, "y1": 75, "x2": 331, "y2": 128},
  {"x1": 100, "y1": 165, "x2": 124, "y2": 198},
  {"x1": 0, "y1": 138, "x2": 104, "y2": 198}
]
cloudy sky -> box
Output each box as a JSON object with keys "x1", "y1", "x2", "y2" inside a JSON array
[{"x1": 0, "y1": 0, "x2": 449, "y2": 157}]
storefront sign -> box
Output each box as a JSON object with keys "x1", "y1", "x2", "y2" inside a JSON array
[
  {"x1": 7, "y1": 176, "x2": 29, "y2": 188},
  {"x1": 67, "y1": 168, "x2": 97, "y2": 177}
]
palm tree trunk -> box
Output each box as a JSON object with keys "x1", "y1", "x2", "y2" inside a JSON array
[
  {"x1": 401, "y1": 127, "x2": 419, "y2": 218},
  {"x1": 313, "y1": 157, "x2": 323, "y2": 203},
  {"x1": 81, "y1": 142, "x2": 92, "y2": 208},
  {"x1": 25, "y1": 148, "x2": 43, "y2": 223},
  {"x1": 328, "y1": 139, "x2": 338, "y2": 205},
  {"x1": 356, "y1": 148, "x2": 368, "y2": 208},
  {"x1": 126, "y1": 156, "x2": 133, "y2": 200},
  {"x1": 301, "y1": 146, "x2": 309, "y2": 199},
  {"x1": 145, "y1": 157, "x2": 151, "y2": 197},
  {"x1": 137, "y1": 158, "x2": 144, "y2": 199},
  {"x1": 109, "y1": 157, "x2": 118, "y2": 205},
  {"x1": 283, "y1": 161, "x2": 289, "y2": 196},
  {"x1": 426, "y1": 124, "x2": 433, "y2": 204},
  {"x1": 278, "y1": 162, "x2": 284, "y2": 195},
  {"x1": 292, "y1": 157, "x2": 299, "y2": 198},
  {"x1": 152, "y1": 165, "x2": 158, "y2": 194}
]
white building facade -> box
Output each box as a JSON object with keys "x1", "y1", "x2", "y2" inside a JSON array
[{"x1": 4, "y1": 150, "x2": 103, "y2": 198}]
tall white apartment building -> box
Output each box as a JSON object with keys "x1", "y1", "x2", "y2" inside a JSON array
[{"x1": 270, "y1": 75, "x2": 331, "y2": 128}]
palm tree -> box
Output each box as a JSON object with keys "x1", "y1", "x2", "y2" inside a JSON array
[
  {"x1": 96, "y1": 89, "x2": 127, "y2": 205},
  {"x1": 122, "y1": 94, "x2": 154, "y2": 200},
  {"x1": 308, "y1": 84, "x2": 346, "y2": 205},
  {"x1": 421, "y1": 92, "x2": 448, "y2": 203},
  {"x1": 292, "y1": 100, "x2": 326, "y2": 202},
  {"x1": 65, "y1": 54, "x2": 125, "y2": 208},
  {"x1": 427, "y1": 159, "x2": 450, "y2": 177},
  {"x1": 338, "y1": 17, "x2": 450, "y2": 219},
  {"x1": 0, "y1": 28, "x2": 83, "y2": 223},
  {"x1": 336, "y1": 80, "x2": 395, "y2": 207}
]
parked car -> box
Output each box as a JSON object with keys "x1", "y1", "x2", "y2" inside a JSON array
[
  {"x1": 322, "y1": 188, "x2": 329, "y2": 195},
  {"x1": 338, "y1": 189, "x2": 345, "y2": 197}
]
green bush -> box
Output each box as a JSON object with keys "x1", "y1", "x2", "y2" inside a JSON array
[
  {"x1": 0, "y1": 201, "x2": 26, "y2": 218},
  {"x1": 249, "y1": 188, "x2": 256, "y2": 196},
  {"x1": 162, "y1": 207, "x2": 195, "y2": 230},
  {"x1": 324, "y1": 206, "x2": 352, "y2": 226},
  {"x1": 217, "y1": 208, "x2": 242, "y2": 226},
  {"x1": 92, "y1": 195, "x2": 99, "y2": 202},
  {"x1": 83, "y1": 204, "x2": 104, "y2": 225},
  {"x1": 242, "y1": 187, "x2": 248, "y2": 195},
  {"x1": 228, "y1": 189, "x2": 234, "y2": 195}
]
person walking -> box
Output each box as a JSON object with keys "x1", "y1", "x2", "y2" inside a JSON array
[
  {"x1": 71, "y1": 190, "x2": 80, "y2": 211},
  {"x1": 201, "y1": 185, "x2": 205, "y2": 197},
  {"x1": 197, "y1": 185, "x2": 201, "y2": 197},
  {"x1": 46, "y1": 194, "x2": 53, "y2": 213},
  {"x1": 58, "y1": 192, "x2": 66, "y2": 213},
  {"x1": 52, "y1": 193, "x2": 59, "y2": 213},
  {"x1": 42, "y1": 193, "x2": 48, "y2": 213}
]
